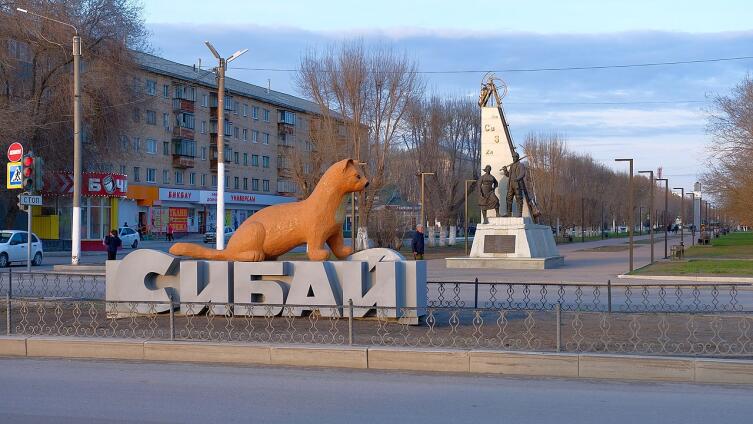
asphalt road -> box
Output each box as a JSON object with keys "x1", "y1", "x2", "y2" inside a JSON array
[{"x1": 0, "y1": 358, "x2": 751, "y2": 423}]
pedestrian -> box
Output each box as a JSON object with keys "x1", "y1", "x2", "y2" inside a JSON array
[
  {"x1": 166, "y1": 221, "x2": 174, "y2": 242},
  {"x1": 412, "y1": 224, "x2": 425, "y2": 260},
  {"x1": 104, "y1": 229, "x2": 121, "y2": 261}
]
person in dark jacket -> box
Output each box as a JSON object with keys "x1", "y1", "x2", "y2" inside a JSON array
[
  {"x1": 104, "y1": 229, "x2": 122, "y2": 261},
  {"x1": 411, "y1": 225, "x2": 425, "y2": 260}
]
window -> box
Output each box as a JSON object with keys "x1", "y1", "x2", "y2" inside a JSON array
[
  {"x1": 251, "y1": 154, "x2": 259, "y2": 167},
  {"x1": 163, "y1": 141, "x2": 169, "y2": 156},
  {"x1": 120, "y1": 165, "x2": 126, "y2": 174},
  {"x1": 242, "y1": 103, "x2": 248, "y2": 117},
  {"x1": 242, "y1": 128, "x2": 248, "y2": 141},
  {"x1": 132, "y1": 108, "x2": 140, "y2": 123},
  {"x1": 252, "y1": 130, "x2": 259, "y2": 143},
  {"x1": 243, "y1": 177, "x2": 248, "y2": 190},
  {"x1": 201, "y1": 121, "x2": 206, "y2": 134},
  {"x1": 175, "y1": 85, "x2": 195, "y2": 101},
  {"x1": 263, "y1": 133, "x2": 270, "y2": 145},
  {"x1": 234, "y1": 126, "x2": 240, "y2": 139},
  {"x1": 176, "y1": 113, "x2": 195, "y2": 129},
  {"x1": 146, "y1": 168, "x2": 156, "y2": 183},
  {"x1": 201, "y1": 94, "x2": 208, "y2": 107},
  {"x1": 173, "y1": 140, "x2": 196, "y2": 157},
  {"x1": 163, "y1": 170, "x2": 169, "y2": 184},
  {"x1": 120, "y1": 135, "x2": 129, "y2": 151},
  {"x1": 263, "y1": 108, "x2": 270, "y2": 122},
  {"x1": 278, "y1": 110, "x2": 296, "y2": 125},
  {"x1": 225, "y1": 176, "x2": 229, "y2": 187},
  {"x1": 146, "y1": 79, "x2": 157, "y2": 96},
  {"x1": 133, "y1": 167, "x2": 141, "y2": 182},
  {"x1": 163, "y1": 84, "x2": 169, "y2": 98},
  {"x1": 224, "y1": 120, "x2": 233, "y2": 137},
  {"x1": 234, "y1": 152, "x2": 239, "y2": 164},
  {"x1": 252, "y1": 178, "x2": 259, "y2": 191},
  {"x1": 133, "y1": 137, "x2": 140, "y2": 152},
  {"x1": 252, "y1": 106, "x2": 259, "y2": 119},
  {"x1": 234, "y1": 176, "x2": 239, "y2": 190},
  {"x1": 212, "y1": 175, "x2": 218, "y2": 187},
  {"x1": 163, "y1": 113, "x2": 169, "y2": 130},
  {"x1": 243, "y1": 153, "x2": 248, "y2": 166},
  {"x1": 146, "y1": 110, "x2": 156, "y2": 125},
  {"x1": 201, "y1": 147, "x2": 207, "y2": 160},
  {"x1": 201, "y1": 174, "x2": 206, "y2": 187},
  {"x1": 189, "y1": 172, "x2": 196, "y2": 186},
  {"x1": 146, "y1": 139, "x2": 157, "y2": 154},
  {"x1": 263, "y1": 179, "x2": 270, "y2": 192},
  {"x1": 175, "y1": 171, "x2": 184, "y2": 185},
  {"x1": 262, "y1": 156, "x2": 270, "y2": 168}
]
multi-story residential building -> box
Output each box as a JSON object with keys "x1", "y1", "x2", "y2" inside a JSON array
[{"x1": 33, "y1": 52, "x2": 322, "y2": 249}]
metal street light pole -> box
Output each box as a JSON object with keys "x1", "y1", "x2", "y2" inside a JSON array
[
  {"x1": 639, "y1": 170, "x2": 654, "y2": 263},
  {"x1": 420, "y1": 172, "x2": 435, "y2": 230},
  {"x1": 17, "y1": 8, "x2": 81, "y2": 264},
  {"x1": 464, "y1": 179, "x2": 477, "y2": 256},
  {"x1": 687, "y1": 192, "x2": 696, "y2": 246},
  {"x1": 615, "y1": 158, "x2": 634, "y2": 272},
  {"x1": 673, "y1": 187, "x2": 685, "y2": 248},
  {"x1": 657, "y1": 178, "x2": 669, "y2": 259},
  {"x1": 205, "y1": 42, "x2": 247, "y2": 250}
]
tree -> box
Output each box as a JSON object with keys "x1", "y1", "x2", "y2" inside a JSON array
[{"x1": 0, "y1": 0, "x2": 149, "y2": 226}]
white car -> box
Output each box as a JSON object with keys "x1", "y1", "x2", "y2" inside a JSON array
[
  {"x1": 203, "y1": 226, "x2": 235, "y2": 244},
  {"x1": 0, "y1": 230, "x2": 44, "y2": 267},
  {"x1": 118, "y1": 227, "x2": 140, "y2": 248}
]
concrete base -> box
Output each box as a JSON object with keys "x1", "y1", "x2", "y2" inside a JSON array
[
  {"x1": 446, "y1": 255, "x2": 564, "y2": 269},
  {"x1": 53, "y1": 264, "x2": 106, "y2": 274}
]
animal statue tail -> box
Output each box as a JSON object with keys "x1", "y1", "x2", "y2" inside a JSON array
[{"x1": 169, "y1": 243, "x2": 228, "y2": 260}]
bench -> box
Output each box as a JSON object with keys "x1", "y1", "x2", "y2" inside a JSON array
[{"x1": 670, "y1": 244, "x2": 684, "y2": 260}]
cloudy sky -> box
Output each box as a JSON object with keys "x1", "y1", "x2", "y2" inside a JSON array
[{"x1": 143, "y1": 0, "x2": 753, "y2": 190}]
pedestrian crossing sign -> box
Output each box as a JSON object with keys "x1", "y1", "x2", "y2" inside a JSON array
[{"x1": 7, "y1": 161, "x2": 22, "y2": 189}]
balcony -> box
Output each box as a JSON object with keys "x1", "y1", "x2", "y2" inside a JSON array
[
  {"x1": 172, "y1": 154, "x2": 195, "y2": 169},
  {"x1": 172, "y1": 126, "x2": 194, "y2": 140},
  {"x1": 278, "y1": 122, "x2": 295, "y2": 135},
  {"x1": 173, "y1": 98, "x2": 195, "y2": 113}
]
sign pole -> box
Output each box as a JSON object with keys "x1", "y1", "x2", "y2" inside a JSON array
[{"x1": 26, "y1": 200, "x2": 32, "y2": 271}]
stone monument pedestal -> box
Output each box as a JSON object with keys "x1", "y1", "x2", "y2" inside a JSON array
[{"x1": 446, "y1": 217, "x2": 563, "y2": 269}]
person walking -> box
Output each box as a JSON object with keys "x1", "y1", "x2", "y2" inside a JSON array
[
  {"x1": 104, "y1": 229, "x2": 122, "y2": 261},
  {"x1": 166, "y1": 221, "x2": 174, "y2": 242},
  {"x1": 412, "y1": 224, "x2": 425, "y2": 260}
]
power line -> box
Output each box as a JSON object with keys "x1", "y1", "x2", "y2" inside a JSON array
[
  {"x1": 227, "y1": 54, "x2": 753, "y2": 74},
  {"x1": 507, "y1": 100, "x2": 707, "y2": 106}
]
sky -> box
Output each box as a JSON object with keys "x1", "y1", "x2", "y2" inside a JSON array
[{"x1": 142, "y1": 0, "x2": 753, "y2": 191}]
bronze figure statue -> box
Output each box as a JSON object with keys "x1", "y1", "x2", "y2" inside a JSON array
[
  {"x1": 501, "y1": 151, "x2": 541, "y2": 220},
  {"x1": 478, "y1": 165, "x2": 500, "y2": 223}
]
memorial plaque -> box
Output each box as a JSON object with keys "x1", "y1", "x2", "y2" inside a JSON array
[{"x1": 484, "y1": 235, "x2": 516, "y2": 254}]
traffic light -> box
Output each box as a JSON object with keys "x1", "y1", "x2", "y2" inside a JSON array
[
  {"x1": 33, "y1": 156, "x2": 44, "y2": 192},
  {"x1": 22, "y1": 154, "x2": 34, "y2": 192}
]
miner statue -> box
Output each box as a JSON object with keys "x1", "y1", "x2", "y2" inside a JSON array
[
  {"x1": 478, "y1": 165, "x2": 500, "y2": 223},
  {"x1": 502, "y1": 151, "x2": 541, "y2": 220}
]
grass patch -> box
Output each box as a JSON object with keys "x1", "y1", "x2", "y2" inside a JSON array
[
  {"x1": 631, "y1": 259, "x2": 753, "y2": 276},
  {"x1": 577, "y1": 245, "x2": 632, "y2": 253},
  {"x1": 685, "y1": 232, "x2": 753, "y2": 259}
]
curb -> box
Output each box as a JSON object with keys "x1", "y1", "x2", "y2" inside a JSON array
[
  {"x1": 2, "y1": 336, "x2": 752, "y2": 385},
  {"x1": 618, "y1": 274, "x2": 753, "y2": 283}
]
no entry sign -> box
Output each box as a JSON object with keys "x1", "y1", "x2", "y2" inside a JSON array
[{"x1": 7, "y1": 142, "x2": 23, "y2": 162}]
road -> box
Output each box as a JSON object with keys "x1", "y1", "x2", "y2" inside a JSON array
[{"x1": 0, "y1": 358, "x2": 750, "y2": 423}]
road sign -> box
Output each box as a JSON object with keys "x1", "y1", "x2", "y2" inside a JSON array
[
  {"x1": 7, "y1": 161, "x2": 22, "y2": 189},
  {"x1": 7, "y1": 142, "x2": 23, "y2": 162},
  {"x1": 19, "y1": 194, "x2": 42, "y2": 206}
]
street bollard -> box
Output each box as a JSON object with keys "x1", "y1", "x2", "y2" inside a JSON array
[
  {"x1": 607, "y1": 279, "x2": 612, "y2": 313},
  {"x1": 474, "y1": 277, "x2": 479, "y2": 309},
  {"x1": 168, "y1": 294, "x2": 175, "y2": 341},
  {"x1": 555, "y1": 302, "x2": 561, "y2": 352},
  {"x1": 348, "y1": 299, "x2": 354, "y2": 346}
]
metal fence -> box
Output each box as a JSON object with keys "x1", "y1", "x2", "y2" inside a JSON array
[{"x1": 2, "y1": 269, "x2": 753, "y2": 358}]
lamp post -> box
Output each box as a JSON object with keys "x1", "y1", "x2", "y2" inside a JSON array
[
  {"x1": 464, "y1": 179, "x2": 477, "y2": 256},
  {"x1": 420, "y1": 172, "x2": 435, "y2": 229},
  {"x1": 656, "y1": 178, "x2": 669, "y2": 259},
  {"x1": 638, "y1": 206, "x2": 644, "y2": 235},
  {"x1": 673, "y1": 187, "x2": 685, "y2": 247},
  {"x1": 205, "y1": 42, "x2": 247, "y2": 250},
  {"x1": 639, "y1": 170, "x2": 654, "y2": 263},
  {"x1": 615, "y1": 158, "x2": 634, "y2": 272},
  {"x1": 17, "y1": 8, "x2": 81, "y2": 265},
  {"x1": 687, "y1": 192, "x2": 696, "y2": 246}
]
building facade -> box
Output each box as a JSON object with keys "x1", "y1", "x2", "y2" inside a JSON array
[{"x1": 35, "y1": 52, "x2": 317, "y2": 249}]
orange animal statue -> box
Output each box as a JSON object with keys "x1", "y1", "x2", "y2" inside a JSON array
[{"x1": 169, "y1": 159, "x2": 368, "y2": 261}]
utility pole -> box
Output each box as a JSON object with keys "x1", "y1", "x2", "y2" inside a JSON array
[
  {"x1": 420, "y1": 172, "x2": 435, "y2": 229},
  {"x1": 673, "y1": 187, "x2": 685, "y2": 248},
  {"x1": 639, "y1": 170, "x2": 654, "y2": 263},
  {"x1": 615, "y1": 158, "x2": 634, "y2": 272},
  {"x1": 687, "y1": 192, "x2": 696, "y2": 246},
  {"x1": 205, "y1": 42, "x2": 247, "y2": 250},
  {"x1": 657, "y1": 178, "x2": 669, "y2": 259},
  {"x1": 16, "y1": 8, "x2": 81, "y2": 265}
]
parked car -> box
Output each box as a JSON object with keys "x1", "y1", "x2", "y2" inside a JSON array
[
  {"x1": 0, "y1": 230, "x2": 44, "y2": 267},
  {"x1": 118, "y1": 227, "x2": 141, "y2": 248},
  {"x1": 204, "y1": 226, "x2": 235, "y2": 244}
]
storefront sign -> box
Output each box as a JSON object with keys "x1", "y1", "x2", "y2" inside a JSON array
[
  {"x1": 159, "y1": 188, "x2": 199, "y2": 202},
  {"x1": 168, "y1": 207, "x2": 189, "y2": 232},
  {"x1": 44, "y1": 172, "x2": 127, "y2": 197},
  {"x1": 199, "y1": 190, "x2": 294, "y2": 206}
]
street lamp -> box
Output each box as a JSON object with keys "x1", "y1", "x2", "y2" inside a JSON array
[
  {"x1": 639, "y1": 170, "x2": 654, "y2": 263},
  {"x1": 615, "y1": 158, "x2": 634, "y2": 272},
  {"x1": 419, "y1": 172, "x2": 435, "y2": 230},
  {"x1": 673, "y1": 187, "x2": 685, "y2": 248},
  {"x1": 656, "y1": 178, "x2": 669, "y2": 259},
  {"x1": 687, "y1": 192, "x2": 696, "y2": 246},
  {"x1": 205, "y1": 41, "x2": 248, "y2": 250},
  {"x1": 464, "y1": 179, "x2": 477, "y2": 256},
  {"x1": 17, "y1": 8, "x2": 82, "y2": 265}
]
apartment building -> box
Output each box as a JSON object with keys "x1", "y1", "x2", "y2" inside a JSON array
[{"x1": 33, "y1": 52, "x2": 317, "y2": 249}]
